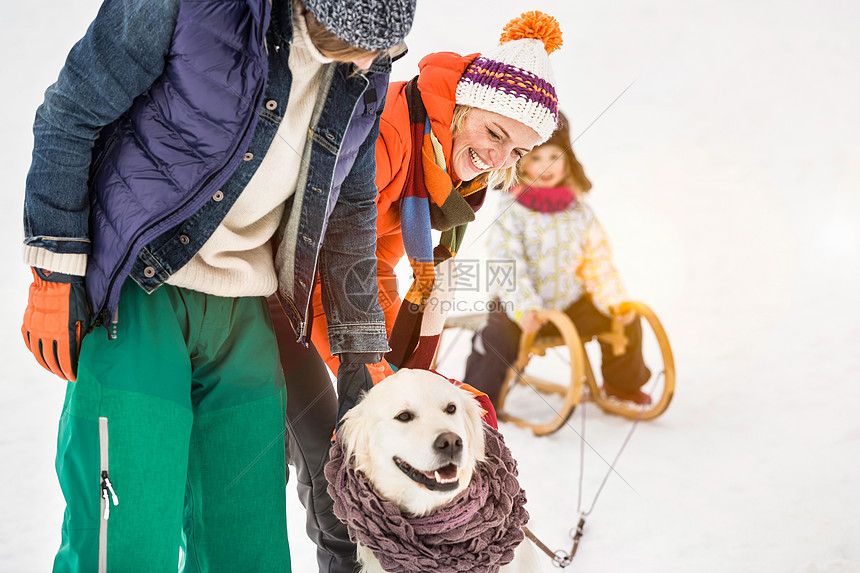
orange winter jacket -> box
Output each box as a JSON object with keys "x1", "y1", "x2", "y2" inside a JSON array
[{"x1": 310, "y1": 52, "x2": 478, "y2": 375}]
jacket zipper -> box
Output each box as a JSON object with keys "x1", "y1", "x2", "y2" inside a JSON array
[
  {"x1": 98, "y1": 417, "x2": 119, "y2": 573},
  {"x1": 279, "y1": 290, "x2": 305, "y2": 341},
  {"x1": 89, "y1": 130, "x2": 120, "y2": 182}
]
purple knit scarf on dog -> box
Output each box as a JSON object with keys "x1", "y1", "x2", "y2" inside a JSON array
[{"x1": 325, "y1": 424, "x2": 529, "y2": 573}]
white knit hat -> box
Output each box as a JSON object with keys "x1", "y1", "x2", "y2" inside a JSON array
[{"x1": 455, "y1": 12, "x2": 563, "y2": 141}]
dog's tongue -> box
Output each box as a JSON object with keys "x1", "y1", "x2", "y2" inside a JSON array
[{"x1": 433, "y1": 464, "x2": 459, "y2": 482}]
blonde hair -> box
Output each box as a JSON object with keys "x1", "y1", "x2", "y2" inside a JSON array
[
  {"x1": 516, "y1": 111, "x2": 592, "y2": 196},
  {"x1": 451, "y1": 105, "x2": 519, "y2": 191}
]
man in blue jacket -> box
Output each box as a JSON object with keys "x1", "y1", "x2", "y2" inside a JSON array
[{"x1": 20, "y1": 0, "x2": 414, "y2": 570}]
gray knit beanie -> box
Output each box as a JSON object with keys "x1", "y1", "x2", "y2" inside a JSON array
[{"x1": 301, "y1": 0, "x2": 417, "y2": 51}]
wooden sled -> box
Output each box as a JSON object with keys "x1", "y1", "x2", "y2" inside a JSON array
[{"x1": 438, "y1": 301, "x2": 675, "y2": 436}]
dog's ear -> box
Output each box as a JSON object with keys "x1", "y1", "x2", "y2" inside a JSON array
[
  {"x1": 459, "y1": 389, "x2": 487, "y2": 465},
  {"x1": 338, "y1": 396, "x2": 372, "y2": 473}
]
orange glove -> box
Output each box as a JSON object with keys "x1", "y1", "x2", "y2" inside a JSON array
[{"x1": 22, "y1": 268, "x2": 90, "y2": 381}]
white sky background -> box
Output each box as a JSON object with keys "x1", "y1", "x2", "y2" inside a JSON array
[{"x1": 2, "y1": 1, "x2": 860, "y2": 572}]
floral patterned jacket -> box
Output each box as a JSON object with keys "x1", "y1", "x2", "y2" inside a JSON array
[{"x1": 488, "y1": 192, "x2": 628, "y2": 318}]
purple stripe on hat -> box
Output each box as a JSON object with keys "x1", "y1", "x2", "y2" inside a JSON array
[{"x1": 461, "y1": 57, "x2": 558, "y2": 111}]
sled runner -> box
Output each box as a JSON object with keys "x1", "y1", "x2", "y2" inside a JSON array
[{"x1": 437, "y1": 301, "x2": 675, "y2": 436}]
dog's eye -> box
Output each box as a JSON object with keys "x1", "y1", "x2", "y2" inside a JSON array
[
  {"x1": 395, "y1": 411, "x2": 414, "y2": 422},
  {"x1": 445, "y1": 403, "x2": 457, "y2": 415}
]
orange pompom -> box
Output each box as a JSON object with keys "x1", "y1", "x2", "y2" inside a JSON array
[{"x1": 499, "y1": 11, "x2": 563, "y2": 54}]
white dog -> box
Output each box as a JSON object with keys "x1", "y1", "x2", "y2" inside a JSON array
[{"x1": 336, "y1": 368, "x2": 541, "y2": 573}]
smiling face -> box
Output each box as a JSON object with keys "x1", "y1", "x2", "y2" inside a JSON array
[
  {"x1": 520, "y1": 143, "x2": 568, "y2": 188},
  {"x1": 339, "y1": 369, "x2": 487, "y2": 517},
  {"x1": 450, "y1": 108, "x2": 542, "y2": 183}
]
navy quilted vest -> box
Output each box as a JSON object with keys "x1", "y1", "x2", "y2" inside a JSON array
[{"x1": 86, "y1": 0, "x2": 268, "y2": 319}]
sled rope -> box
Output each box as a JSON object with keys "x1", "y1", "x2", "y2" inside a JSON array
[{"x1": 526, "y1": 374, "x2": 663, "y2": 568}]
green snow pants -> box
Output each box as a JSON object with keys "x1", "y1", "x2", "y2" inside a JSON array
[{"x1": 53, "y1": 281, "x2": 291, "y2": 573}]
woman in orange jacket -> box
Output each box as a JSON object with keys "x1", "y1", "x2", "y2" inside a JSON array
[
  {"x1": 273, "y1": 12, "x2": 565, "y2": 573},
  {"x1": 312, "y1": 12, "x2": 564, "y2": 378}
]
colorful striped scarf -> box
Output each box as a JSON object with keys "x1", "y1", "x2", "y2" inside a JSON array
[{"x1": 386, "y1": 78, "x2": 485, "y2": 369}]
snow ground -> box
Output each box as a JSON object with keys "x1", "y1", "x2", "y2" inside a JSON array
[{"x1": 2, "y1": 0, "x2": 859, "y2": 572}]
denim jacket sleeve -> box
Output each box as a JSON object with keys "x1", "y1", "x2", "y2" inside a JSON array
[
  {"x1": 23, "y1": 0, "x2": 181, "y2": 258},
  {"x1": 317, "y1": 79, "x2": 390, "y2": 357}
]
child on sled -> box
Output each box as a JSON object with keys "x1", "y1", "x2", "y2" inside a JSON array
[{"x1": 463, "y1": 112, "x2": 653, "y2": 405}]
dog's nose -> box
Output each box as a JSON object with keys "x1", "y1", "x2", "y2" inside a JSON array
[{"x1": 433, "y1": 432, "x2": 463, "y2": 458}]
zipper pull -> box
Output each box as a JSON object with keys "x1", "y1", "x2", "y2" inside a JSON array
[
  {"x1": 109, "y1": 306, "x2": 119, "y2": 340},
  {"x1": 101, "y1": 471, "x2": 119, "y2": 519},
  {"x1": 102, "y1": 471, "x2": 119, "y2": 505},
  {"x1": 101, "y1": 485, "x2": 110, "y2": 520},
  {"x1": 93, "y1": 309, "x2": 107, "y2": 329}
]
